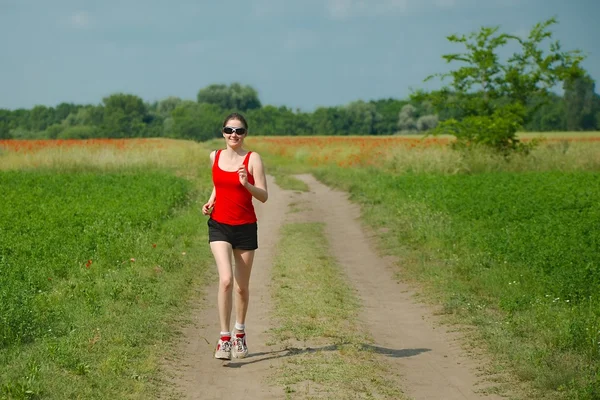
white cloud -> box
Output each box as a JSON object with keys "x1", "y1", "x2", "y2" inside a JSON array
[{"x1": 70, "y1": 11, "x2": 90, "y2": 29}]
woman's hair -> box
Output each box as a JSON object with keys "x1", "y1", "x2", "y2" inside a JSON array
[{"x1": 222, "y1": 112, "x2": 248, "y2": 130}]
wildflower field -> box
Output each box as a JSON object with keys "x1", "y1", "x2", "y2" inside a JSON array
[{"x1": 1, "y1": 133, "x2": 600, "y2": 399}]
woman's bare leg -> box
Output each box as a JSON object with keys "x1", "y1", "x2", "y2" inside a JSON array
[
  {"x1": 232, "y1": 249, "x2": 255, "y2": 332},
  {"x1": 210, "y1": 241, "x2": 234, "y2": 333}
]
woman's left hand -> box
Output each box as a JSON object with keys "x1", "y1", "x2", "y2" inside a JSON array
[{"x1": 238, "y1": 165, "x2": 248, "y2": 187}]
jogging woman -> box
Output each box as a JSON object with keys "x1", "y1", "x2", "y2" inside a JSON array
[{"x1": 201, "y1": 112, "x2": 268, "y2": 360}]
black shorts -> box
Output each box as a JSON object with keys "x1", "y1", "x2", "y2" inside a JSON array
[{"x1": 208, "y1": 218, "x2": 258, "y2": 250}]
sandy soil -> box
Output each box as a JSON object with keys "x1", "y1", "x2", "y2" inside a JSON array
[{"x1": 162, "y1": 174, "x2": 505, "y2": 400}]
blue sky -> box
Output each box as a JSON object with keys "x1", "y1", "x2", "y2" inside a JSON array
[{"x1": 1, "y1": 0, "x2": 598, "y2": 111}]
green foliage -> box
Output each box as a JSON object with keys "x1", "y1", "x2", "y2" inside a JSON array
[
  {"x1": 310, "y1": 107, "x2": 342, "y2": 134},
  {"x1": 1, "y1": 70, "x2": 598, "y2": 140},
  {"x1": 0, "y1": 109, "x2": 12, "y2": 139},
  {"x1": 343, "y1": 100, "x2": 382, "y2": 135},
  {"x1": 416, "y1": 17, "x2": 586, "y2": 152},
  {"x1": 63, "y1": 105, "x2": 104, "y2": 128},
  {"x1": 564, "y1": 74, "x2": 600, "y2": 131},
  {"x1": 247, "y1": 105, "x2": 307, "y2": 135},
  {"x1": 438, "y1": 103, "x2": 532, "y2": 154},
  {"x1": 525, "y1": 93, "x2": 566, "y2": 131},
  {"x1": 167, "y1": 101, "x2": 222, "y2": 141},
  {"x1": 397, "y1": 104, "x2": 417, "y2": 132},
  {"x1": 197, "y1": 82, "x2": 261, "y2": 111},
  {"x1": 0, "y1": 171, "x2": 190, "y2": 348},
  {"x1": 416, "y1": 114, "x2": 438, "y2": 131},
  {"x1": 369, "y1": 98, "x2": 409, "y2": 134},
  {"x1": 56, "y1": 125, "x2": 97, "y2": 139},
  {"x1": 154, "y1": 96, "x2": 183, "y2": 117},
  {"x1": 101, "y1": 93, "x2": 149, "y2": 138},
  {"x1": 44, "y1": 124, "x2": 64, "y2": 139},
  {"x1": 29, "y1": 105, "x2": 54, "y2": 132}
]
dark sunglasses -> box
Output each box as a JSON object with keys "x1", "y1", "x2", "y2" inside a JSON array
[{"x1": 223, "y1": 126, "x2": 247, "y2": 135}]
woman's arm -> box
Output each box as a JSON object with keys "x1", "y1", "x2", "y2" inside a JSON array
[
  {"x1": 243, "y1": 152, "x2": 268, "y2": 203},
  {"x1": 202, "y1": 186, "x2": 216, "y2": 215},
  {"x1": 202, "y1": 151, "x2": 217, "y2": 215}
]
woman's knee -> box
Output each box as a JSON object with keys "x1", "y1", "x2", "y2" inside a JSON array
[
  {"x1": 219, "y1": 275, "x2": 234, "y2": 291},
  {"x1": 235, "y1": 284, "x2": 249, "y2": 297}
]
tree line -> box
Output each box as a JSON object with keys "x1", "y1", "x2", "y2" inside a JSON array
[
  {"x1": 1, "y1": 21, "x2": 598, "y2": 142},
  {"x1": 1, "y1": 80, "x2": 597, "y2": 142}
]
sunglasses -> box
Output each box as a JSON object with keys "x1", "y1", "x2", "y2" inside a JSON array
[{"x1": 223, "y1": 126, "x2": 247, "y2": 135}]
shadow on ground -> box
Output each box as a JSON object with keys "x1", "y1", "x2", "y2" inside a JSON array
[{"x1": 222, "y1": 343, "x2": 431, "y2": 368}]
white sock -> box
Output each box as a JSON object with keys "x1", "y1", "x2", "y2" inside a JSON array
[
  {"x1": 235, "y1": 322, "x2": 245, "y2": 332},
  {"x1": 220, "y1": 331, "x2": 231, "y2": 338}
]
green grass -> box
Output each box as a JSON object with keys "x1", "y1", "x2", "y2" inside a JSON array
[
  {"x1": 0, "y1": 169, "x2": 214, "y2": 399},
  {"x1": 311, "y1": 166, "x2": 600, "y2": 399},
  {"x1": 272, "y1": 174, "x2": 309, "y2": 191},
  {"x1": 270, "y1": 222, "x2": 405, "y2": 399}
]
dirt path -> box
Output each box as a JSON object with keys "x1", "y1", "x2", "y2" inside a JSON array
[
  {"x1": 163, "y1": 175, "x2": 293, "y2": 399},
  {"x1": 164, "y1": 174, "x2": 504, "y2": 399}
]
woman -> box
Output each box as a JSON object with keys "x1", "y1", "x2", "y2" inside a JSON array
[{"x1": 201, "y1": 112, "x2": 268, "y2": 360}]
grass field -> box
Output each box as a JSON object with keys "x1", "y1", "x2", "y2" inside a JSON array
[
  {"x1": 246, "y1": 132, "x2": 600, "y2": 399},
  {"x1": 0, "y1": 139, "x2": 215, "y2": 399},
  {"x1": 1, "y1": 133, "x2": 599, "y2": 399}
]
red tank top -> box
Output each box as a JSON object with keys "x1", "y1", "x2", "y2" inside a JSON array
[{"x1": 211, "y1": 150, "x2": 257, "y2": 225}]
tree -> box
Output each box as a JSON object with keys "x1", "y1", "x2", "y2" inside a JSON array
[
  {"x1": 58, "y1": 126, "x2": 98, "y2": 139},
  {"x1": 397, "y1": 104, "x2": 417, "y2": 132},
  {"x1": 197, "y1": 83, "x2": 261, "y2": 111},
  {"x1": 344, "y1": 100, "x2": 382, "y2": 135},
  {"x1": 414, "y1": 17, "x2": 586, "y2": 153},
  {"x1": 29, "y1": 105, "x2": 54, "y2": 132},
  {"x1": 168, "y1": 101, "x2": 222, "y2": 141},
  {"x1": 54, "y1": 103, "x2": 81, "y2": 125},
  {"x1": 156, "y1": 96, "x2": 183, "y2": 117},
  {"x1": 101, "y1": 93, "x2": 148, "y2": 137},
  {"x1": 0, "y1": 109, "x2": 12, "y2": 139},
  {"x1": 525, "y1": 92, "x2": 565, "y2": 131},
  {"x1": 310, "y1": 107, "x2": 351, "y2": 135},
  {"x1": 63, "y1": 106, "x2": 104, "y2": 128},
  {"x1": 563, "y1": 74, "x2": 599, "y2": 131},
  {"x1": 369, "y1": 98, "x2": 408, "y2": 134},
  {"x1": 416, "y1": 114, "x2": 439, "y2": 131},
  {"x1": 247, "y1": 105, "x2": 306, "y2": 135}
]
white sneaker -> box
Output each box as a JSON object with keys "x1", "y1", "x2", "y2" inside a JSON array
[
  {"x1": 214, "y1": 337, "x2": 232, "y2": 360},
  {"x1": 231, "y1": 333, "x2": 248, "y2": 359}
]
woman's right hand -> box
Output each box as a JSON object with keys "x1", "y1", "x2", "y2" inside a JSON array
[{"x1": 202, "y1": 201, "x2": 214, "y2": 215}]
